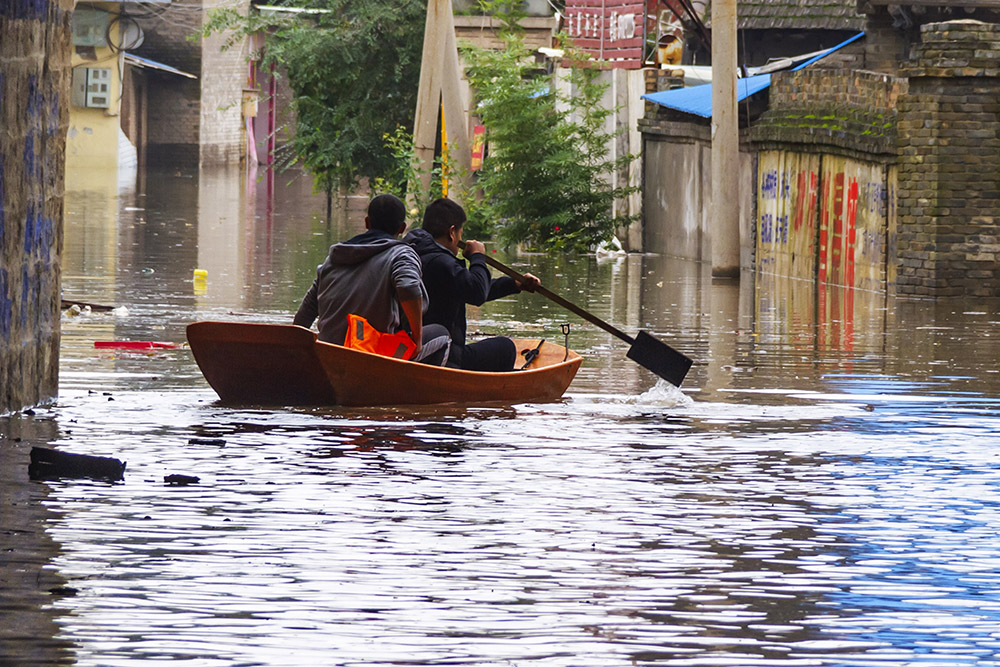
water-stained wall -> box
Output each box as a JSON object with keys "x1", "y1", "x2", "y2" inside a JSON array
[
  {"x1": 639, "y1": 118, "x2": 756, "y2": 269},
  {"x1": 756, "y1": 151, "x2": 896, "y2": 292},
  {"x1": 751, "y1": 68, "x2": 901, "y2": 293},
  {"x1": 0, "y1": 0, "x2": 72, "y2": 413}
]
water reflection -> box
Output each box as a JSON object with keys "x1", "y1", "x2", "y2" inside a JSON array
[
  {"x1": 0, "y1": 414, "x2": 74, "y2": 664},
  {"x1": 38, "y1": 164, "x2": 1000, "y2": 664}
]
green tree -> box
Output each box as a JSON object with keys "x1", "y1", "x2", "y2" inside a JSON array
[
  {"x1": 461, "y1": 0, "x2": 636, "y2": 252},
  {"x1": 203, "y1": 0, "x2": 426, "y2": 204}
]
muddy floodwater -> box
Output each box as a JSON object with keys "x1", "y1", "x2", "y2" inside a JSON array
[{"x1": 7, "y1": 164, "x2": 1000, "y2": 665}]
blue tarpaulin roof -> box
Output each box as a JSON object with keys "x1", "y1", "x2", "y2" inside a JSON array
[{"x1": 641, "y1": 32, "x2": 864, "y2": 118}]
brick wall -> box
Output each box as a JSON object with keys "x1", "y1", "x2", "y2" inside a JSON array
[
  {"x1": 135, "y1": 0, "x2": 248, "y2": 168},
  {"x1": 745, "y1": 69, "x2": 902, "y2": 291},
  {"x1": 137, "y1": 3, "x2": 203, "y2": 168},
  {"x1": 753, "y1": 68, "x2": 904, "y2": 162},
  {"x1": 0, "y1": 0, "x2": 72, "y2": 413},
  {"x1": 861, "y1": 6, "x2": 914, "y2": 75},
  {"x1": 896, "y1": 21, "x2": 1000, "y2": 297},
  {"x1": 199, "y1": 0, "x2": 248, "y2": 165}
]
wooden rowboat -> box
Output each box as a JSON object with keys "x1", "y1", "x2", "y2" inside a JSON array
[{"x1": 186, "y1": 321, "x2": 582, "y2": 406}]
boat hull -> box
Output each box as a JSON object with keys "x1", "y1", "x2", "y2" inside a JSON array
[{"x1": 186, "y1": 321, "x2": 582, "y2": 407}]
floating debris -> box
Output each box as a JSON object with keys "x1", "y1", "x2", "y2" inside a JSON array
[
  {"x1": 164, "y1": 474, "x2": 200, "y2": 486},
  {"x1": 29, "y1": 447, "x2": 126, "y2": 481},
  {"x1": 188, "y1": 437, "x2": 226, "y2": 446}
]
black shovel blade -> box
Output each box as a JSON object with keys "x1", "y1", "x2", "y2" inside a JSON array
[{"x1": 626, "y1": 330, "x2": 693, "y2": 387}]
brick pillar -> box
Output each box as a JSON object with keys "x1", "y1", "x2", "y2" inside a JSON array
[
  {"x1": 896, "y1": 21, "x2": 1000, "y2": 297},
  {"x1": 0, "y1": 1, "x2": 72, "y2": 413}
]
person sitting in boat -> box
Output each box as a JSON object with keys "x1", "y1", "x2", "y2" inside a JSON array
[
  {"x1": 293, "y1": 194, "x2": 451, "y2": 365},
  {"x1": 404, "y1": 198, "x2": 540, "y2": 371}
]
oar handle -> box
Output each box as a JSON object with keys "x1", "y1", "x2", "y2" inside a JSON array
[{"x1": 474, "y1": 249, "x2": 636, "y2": 345}]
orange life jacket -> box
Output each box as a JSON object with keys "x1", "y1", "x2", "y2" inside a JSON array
[{"x1": 343, "y1": 314, "x2": 417, "y2": 361}]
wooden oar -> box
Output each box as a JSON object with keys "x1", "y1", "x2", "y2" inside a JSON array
[{"x1": 471, "y1": 248, "x2": 694, "y2": 387}]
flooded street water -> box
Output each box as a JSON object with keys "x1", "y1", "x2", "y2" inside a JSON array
[{"x1": 10, "y1": 164, "x2": 1000, "y2": 665}]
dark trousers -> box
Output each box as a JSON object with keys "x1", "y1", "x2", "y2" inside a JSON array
[
  {"x1": 450, "y1": 336, "x2": 517, "y2": 372},
  {"x1": 415, "y1": 323, "x2": 452, "y2": 366}
]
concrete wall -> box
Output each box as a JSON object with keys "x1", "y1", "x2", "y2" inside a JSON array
[
  {"x1": 551, "y1": 66, "x2": 647, "y2": 250},
  {"x1": 1, "y1": 0, "x2": 72, "y2": 413},
  {"x1": 639, "y1": 118, "x2": 756, "y2": 267},
  {"x1": 453, "y1": 15, "x2": 556, "y2": 52},
  {"x1": 896, "y1": 21, "x2": 1000, "y2": 297}
]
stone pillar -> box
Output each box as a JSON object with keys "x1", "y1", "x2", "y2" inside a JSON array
[
  {"x1": 896, "y1": 21, "x2": 1000, "y2": 297},
  {"x1": 1, "y1": 0, "x2": 72, "y2": 413}
]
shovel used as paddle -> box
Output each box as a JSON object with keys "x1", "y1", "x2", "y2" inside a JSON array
[{"x1": 474, "y1": 250, "x2": 694, "y2": 387}]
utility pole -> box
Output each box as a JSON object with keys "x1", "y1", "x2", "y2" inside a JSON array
[{"x1": 710, "y1": 0, "x2": 740, "y2": 278}]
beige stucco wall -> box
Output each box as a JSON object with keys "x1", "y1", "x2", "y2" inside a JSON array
[{"x1": 65, "y1": 2, "x2": 125, "y2": 173}]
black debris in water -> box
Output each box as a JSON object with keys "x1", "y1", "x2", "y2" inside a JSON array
[
  {"x1": 28, "y1": 447, "x2": 126, "y2": 481},
  {"x1": 164, "y1": 474, "x2": 200, "y2": 486}
]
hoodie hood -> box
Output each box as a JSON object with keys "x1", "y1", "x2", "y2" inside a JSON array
[{"x1": 328, "y1": 231, "x2": 404, "y2": 267}]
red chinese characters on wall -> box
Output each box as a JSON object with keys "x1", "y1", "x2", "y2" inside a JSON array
[{"x1": 563, "y1": 0, "x2": 644, "y2": 68}]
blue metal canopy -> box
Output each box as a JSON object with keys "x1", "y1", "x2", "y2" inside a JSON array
[{"x1": 641, "y1": 32, "x2": 864, "y2": 119}]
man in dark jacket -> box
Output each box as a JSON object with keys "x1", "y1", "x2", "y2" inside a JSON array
[
  {"x1": 294, "y1": 194, "x2": 450, "y2": 364},
  {"x1": 404, "y1": 198, "x2": 540, "y2": 371}
]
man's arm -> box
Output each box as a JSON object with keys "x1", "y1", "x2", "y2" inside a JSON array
[
  {"x1": 293, "y1": 281, "x2": 319, "y2": 328},
  {"x1": 463, "y1": 241, "x2": 541, "y2": 302},
  {"x1": 391, "y1": 246, "x2": 426, "y2": 353},
  {"x1": 399, "y1": 296, "x2": 423, "y2": 355}
]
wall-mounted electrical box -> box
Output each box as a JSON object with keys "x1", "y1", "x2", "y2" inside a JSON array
[
  {"x1": 71, "y1": 67, "x2": 112, "y2": 109},
  {"x1": 72, "y1": 6, "x2": 109, "y2": 47}
]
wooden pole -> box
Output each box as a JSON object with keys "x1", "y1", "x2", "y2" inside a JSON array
[
  {"x1": 710, "y1": 0, "x2": 740, "y2": 278},
  {"x1": 413, "y1": 0, "x2": 470, "y2": 200}
]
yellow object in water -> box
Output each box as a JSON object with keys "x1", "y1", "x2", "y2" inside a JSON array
[{"x1": 193, "y1": 269, "x2": 208, "y2": 295}]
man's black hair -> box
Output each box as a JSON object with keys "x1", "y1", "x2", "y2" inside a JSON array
[
  {"x1": 368, "y1": 194, "x2": 407, "y2": 234},
  {"x1": 422, "y1": 198, "x2": 467, "y2": 239}
]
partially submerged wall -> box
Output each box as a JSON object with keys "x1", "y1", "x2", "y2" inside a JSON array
[
  {"x1": 199, "y1": 0, "x2": 249, "y2": 165},
  {"x1": 137, "y1": 0, "x2": 248, "y2": 168},
  {"x1": 0, "y1": 0, "x2": 72, "y2": 413},
  {"x1": 751, "y1": 68, "x2": 902, "y2": 291},
  {"x1": 639, "y1": 117, "x2": 756, "y2": 268},
  {"x1": 896, "y1": 21, "x2": 1000, "y2": 297}
]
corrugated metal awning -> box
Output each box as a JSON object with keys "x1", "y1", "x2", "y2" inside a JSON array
[
  {"x1": 641, "y1": 32, "x2": 864, "y2": 119},
  {"x1": 124, "y1": 53, "x2": 197, "y2": 79}
]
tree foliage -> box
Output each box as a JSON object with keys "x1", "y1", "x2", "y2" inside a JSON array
[
  {"x1": 460, "y1": 0, "x2": 637, "y2": 252},
  {"x1": 203, "y1": 0, "x2": 427, "y2": 196}
]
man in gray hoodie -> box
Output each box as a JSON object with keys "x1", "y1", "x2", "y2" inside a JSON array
[{"x1": 293, "y1": 194, "x2": 450, "y2": 364}]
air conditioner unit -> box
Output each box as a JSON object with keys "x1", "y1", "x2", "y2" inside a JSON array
[{"x1": 71, "y1": 67, "x2": 112, "y2": 109}]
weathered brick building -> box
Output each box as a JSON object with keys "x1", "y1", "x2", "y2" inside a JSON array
[
  {"x1": 641, "y1": 0, "x2": 1000, "y2": 297},
  {"x1": 0, "y1": 0, "x2": 72, "y2": 413},
  {"x1": 134, "y1": 0, "x2": 249, "y2": 167}
]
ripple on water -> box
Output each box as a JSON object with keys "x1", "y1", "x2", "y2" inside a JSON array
[{"x1": 31, "y1": 375, "x2": 1000, "y2": 666}]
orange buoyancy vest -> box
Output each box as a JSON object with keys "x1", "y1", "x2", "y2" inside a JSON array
[{"x1": 343, "y1": 313, "x2": 417, "y2": 361}]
